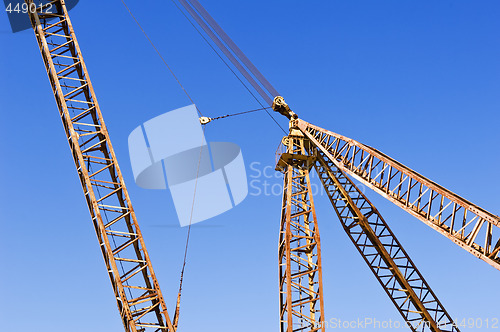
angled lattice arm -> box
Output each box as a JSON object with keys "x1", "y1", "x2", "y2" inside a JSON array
[
  {"x1": 298, "y1": 119, "x2": 500, "y2": 271},
  {"x1": 26, "y1": 1, "x2": 173, "y2": 331},
  {"x1": 313, "y1": 149, "x2": 458, "y2": 332}
]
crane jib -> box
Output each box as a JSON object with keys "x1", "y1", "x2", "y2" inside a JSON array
[{"x1": 297, "y1": 119, "x2": 500, "y2": 271}]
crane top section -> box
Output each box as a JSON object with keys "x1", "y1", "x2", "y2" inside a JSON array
[
  {"x1": 283, "y1": 119, "x2": 500, "y2": 271},
  {"x1": 272, "y1": 96, "x2": 298, "y2": 120}
]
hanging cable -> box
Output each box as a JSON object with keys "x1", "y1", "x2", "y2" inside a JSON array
[
  {"x1": 169, "y1": 0, "x2": 287, "y2": 134},
  {"x1": 200, "y1": 106, "x2": 272, "y2": 124},
  {"x1": 177, "y1": 0, "x2": 273, "y2": 106},
  {"x1": 120, "y1": 0, "x2": 286, "y2": 133},
  {"x1": 188, "y1": 0, "x2": 280, "y2": 98},
  {"x1": 120, "y1": 0, "x2": 202, "y2": 116},
  {"x1": 211, "y1": 106, "x2": 271, "y2": 120},
  {"x1": 118, "y1": 2, "x2": 290, "y2": 326},
  {"x1": 172, "y1": 126, "x2": 207, "y2": 329}
]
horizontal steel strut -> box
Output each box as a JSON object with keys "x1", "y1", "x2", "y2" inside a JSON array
[{"x1": 26, "y1": 1, "x2": 174, "y2": 331}]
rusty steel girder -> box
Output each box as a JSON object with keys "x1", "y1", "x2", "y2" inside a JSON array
[
  {"x1": 26, "y1": 1, "x2": 174, "y2": 331},
  {"x1": 276, "y1": 124, "x2": 459, "y2": 331},
  {"x1": 313, "y1": 149, "x2": 458, "y2": 332},
  {"x1": 298, "y1": 120, "x2": 500, "y2": 271},
  {"x1": 278, "y1": 134, "x2": 325, "y2": 332}
]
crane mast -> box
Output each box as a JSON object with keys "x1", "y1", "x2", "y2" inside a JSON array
[
  {"x1": 278, "y1": 132, "x2": 325, "y2": 332},
  {"x1": 277, "y1": 119, "x2": 458, "y2": 332},
  {"x1": 26, "y1": 1, "x2": 173, "y2": 331},
  {"x1": 275, "y1": 94, "x2": 499, "y2": 330}
]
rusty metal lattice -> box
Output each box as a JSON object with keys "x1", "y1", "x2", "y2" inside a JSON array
[
  {"x1": 279, "y1": 135, "x2": 325, "y2": 332},
  {"x1": 314, "y1": 150, "x2": 458, "y2": 332},
  {"x1": 26, "y1": 1, "x2": 174, "y2": 331},
  {"x1": 299, "y1": 120, "x2": 500, "y2": 271}
]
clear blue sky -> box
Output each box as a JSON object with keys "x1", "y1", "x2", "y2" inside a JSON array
[{"x1": 1, "y1": 1, "x2": 499, "y2": 331}]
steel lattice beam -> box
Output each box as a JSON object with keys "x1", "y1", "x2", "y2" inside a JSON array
[
  {"x1": 298, "y1": 119, "x2": 500, "y2": 270},
  {"x1": 276, "y1": 127, "x2": 459, "y2": 331},
  {"x1": 26, "y1": 1, "x2": 174, "y2": 331},
  {"x1": 313, "y1": 149, "x2": 458, "y2": 332},
  {"x1": 278, "y1": 135, "x2": 325, "y2": 332}
]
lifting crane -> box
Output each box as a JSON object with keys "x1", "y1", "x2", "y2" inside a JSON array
[
  {"x1": 274, "y1": 99, "x2": 499, "y2": 332},
  {"x1": 25, "y1": 1, "x2": 173, "y2": 331},
  {"x1": 23, "y1": 1, "x2": 499, "y2": 332}
]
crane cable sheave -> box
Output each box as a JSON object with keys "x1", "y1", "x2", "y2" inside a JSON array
[
  {"x1": 199, "y1": 116, "x2": 212, "y2": 125},
  {"x1": 272, "y1": 96, "x2": 298, "y2": 120}
]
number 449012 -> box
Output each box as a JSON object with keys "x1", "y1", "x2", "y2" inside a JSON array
[{"x1": 5, "y1": 2, "x2": 53, "y2": 14}]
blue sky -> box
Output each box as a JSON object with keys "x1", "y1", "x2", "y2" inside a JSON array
[{"x1": 1, "y1": 1, "x2": 499, "y2": 331}]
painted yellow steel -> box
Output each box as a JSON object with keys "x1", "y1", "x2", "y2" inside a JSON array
[
  {"x1": 26, "y1": 1, "x2": 174, "y2": 331},
  {"x1": 278, "y1": 135, "x2": 325, "y2": 332},
  {"x1": 298, "y1": 119, "x2": 500, "y2": 271}
]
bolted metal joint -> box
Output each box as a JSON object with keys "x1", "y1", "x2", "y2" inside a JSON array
[{"x1": 272, "y1": 96, "x2": 298, "y2": 119}]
